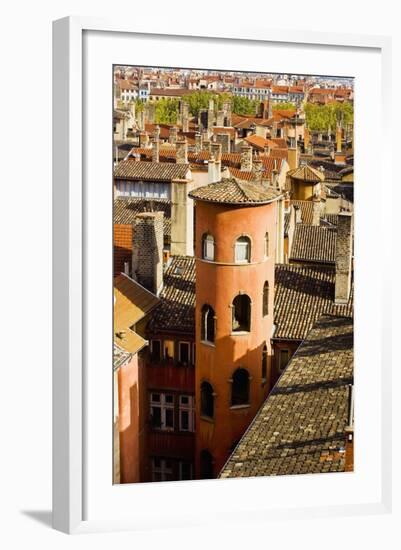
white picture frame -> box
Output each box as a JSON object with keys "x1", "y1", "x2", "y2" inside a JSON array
[{"x1": 52, "y1": 16, "x2": 393, "y2": 535}]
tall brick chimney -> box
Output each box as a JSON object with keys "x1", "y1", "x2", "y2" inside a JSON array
[
  {"x1": 223, "y1": 101, "x2": 232, "y2": 126},
  {"x1": 176, "y1": 138, "x2": 188, "y2": 164},
  {"x1": 195, "y1": 132, "x2": 202, "y2": 153},
  {"x1": 240, "y1": 144, "x2": 252, "y2": 172},
  {"x1": 171, "y1": 179, "x2": 194, "y2": 256},
  {"x1": 216, "y1": 110, "x2": 225, "y2": 126},
  {"x1": 207, "y1": 98, "x2": 215, "y2": 132},
  {"x1": 211, "y1": 142, "x2": 222, "y2": 182},
  {"x1": 252, "y1": 158, "x2": 264, "y2": 184},
  {"x1": 311, "y1": 196, "x2": 321, "y2": 226},
  {"x1": 169, "y1": 126, "x2": 178, "y2": 144},
  {"x1": 132, "y1": 212, "x2": 164, "y2": 295},
  {"x1": 151, "y1": 126, "x2": 160, "y2": 162},
  {"x1": 334, "y1": 212, "x2": 353, "y2": 304},
  {"x1": 182, "y1": 101, "x2": 189, "y2": 133},
  {"x1": 215, "y1": 132, "x2": 230, "y2": 153}
]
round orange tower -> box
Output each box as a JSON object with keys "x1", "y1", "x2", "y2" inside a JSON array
[{"x1": 189, "y1": 178, "x2": 282, "y2": 478}]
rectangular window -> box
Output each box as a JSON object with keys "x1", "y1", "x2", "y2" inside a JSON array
[
  {"x1": 150, "y1": 393, "x2": 174, "y2": 431},
  {"x1": 235, "y1": 239, "x2": 250, "y2": 263},
  {"x1": 164, "y1": 340, "x2": 174, "y2": 360},
  {"x1": 179, "y1": 395, "x2": 195, "y2": 432},
  {"x1": 151, "y1": 340, "x2": 161, "y2": 361},
  {"x1": 279, "y1": 349, "x2": 290, "y2": 371},
  {"x1": 179, "y1": 342, "x2": 190, "y2": 364},
  {"x1": 152, "y1": 458, "x2": 173, "y2": 482}
]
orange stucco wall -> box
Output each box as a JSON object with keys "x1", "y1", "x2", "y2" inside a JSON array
[
  {"x1": 194, "y1": 200, "x2": 277, "y2": 476},
  {"x1": 118, "y1": 353, "x2": 147, "y2": 483}
]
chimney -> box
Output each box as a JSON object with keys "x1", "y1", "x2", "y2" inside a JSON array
[
  {"x1": 223, "y1": 101, "x2": 232, "y2": 126},
  {"x1": 271, "y1": 158, "x2": 279, "y2": 188},
  {"x1": 171, "y1": 179, "x2": 194, "y2": 256},
  {"x1": 334, "y1": 212, "x2": 353, "y2": 304},
  {"x1": 139, "y1": 131, "x2": 149, "y2": 148},
  {"x1": 151, "y1": 126, "x2": 160, "y2": 162},
  {"x1": 182, "y1": 101, "x2": 189, "y2": 133},
  {"x1": 208, "y1": 156, "x2": 217, "y2": 184},
  {"x1": 288, "y1": 130, "x2": 299, "y2": 171},
  {"x1": 252, "y1": 159, "x2": 264, "y2": 184},
  {"x1": 207, "y1": 99, "x2": 214, "y2": 132},
  {"x1": 311, "y1": 196, "x2": 321, "y2": 226},
  {"x1": 216, "y1": 110, "x2": 225, "y2": 126},
  {"x1": 176, "y1": 138, "x2": 188, "y2": 164},
  {"x1": 215, "y1": 132, "x2": 230, "y2": 153},
  {"x1": 240, "y1": 144, "x2": 253, "y2": 172},
  {"x1": 194, "y1": 132, "x2": 202, "y2": 153},
  {"x1": 132, "y1": 212, "x2": 164, "y2": 295},
  {"x1": 151, "y1": 138, "x2": 159, "y2": 163},
  {"x1": 137, "y1": 109, "x2": 145, "y2": 131},
  {"x1": 129, "y1": 101, "x2": 136, "y2": 122},
  {"x1": 169, "y1": 126, "x2": 178, "y2": 144}
]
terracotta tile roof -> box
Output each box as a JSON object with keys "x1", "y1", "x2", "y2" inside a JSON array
[
  {"x1": 284, "y1": 212, "x2": 291, "y2": 236},
  {"x1": 290, "y1": 201, "x2": 314, "y2": 225},
  {"x1": 270, "y1": 148, "x2": 288, "y2": 160},
  {"x1": 149, "y1": 88, "x2": 193, "y2": 97},
  {"x1": 114, "y1": 224, "x2": 133, "y2": 276},
  {"x1": 290, "y1": 224, "x2": 337, "y2": 264},
  {"x1": 219, "y1": 315, "x2": 353, "y2": 478},
  {"x1": 133, "y1": 147, "x2": 210, "y2": 163},
  {"x1": 212, "y1": 127, "x2": 236, "y2": 138},
  {"x1": 244, "y1": 134, "x2": 270, "y2": 150},
  {"x1": 189, "y1": 178, "x2": 282, "y2": 205},
  {"x1": 114, "y1": 197, "x2": 171, "y2": 236},
  {"x1": 270, "y1": 138, "x2": 287, "y2": 149},
  {"x1": 114, "y1": 160, "x2": 190, "y2": 181},
  {"x1": 114, "y1": 273, "x2": 160, "y2": 354},
  {"x1": 288, "y1": 165, "x2": 325, "y2": 182},
  {"x1": 150, "y1": 256, "x2": 196, "y2": 334},
  {"x1": 274, "y1": 264, "x2": 353, "y2": 340},
  {"x1": 221, "y1": 152, "x2": 241, "y2": 167}
]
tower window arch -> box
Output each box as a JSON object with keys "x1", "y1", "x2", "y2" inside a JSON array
[
  {"x1": 200, "y1": 450, "x2": 214, "y2": 479},
  {"x1": 262, "y1": 343, "x2": 268, "y2": 382},
  {"x1": 264, "y1": 232, "x2": 269, "y2": 257},
  {"x1": 201, "y1": 304, "x2": 215, "y2": 343},
  {"x1": 234, "y1": 236, "x2": 251, "y2": 263},
  {"x1": 231, "y1": 368, "x2": 250, "y2": 406},
  {"x1": 263, "y1": 281, "x2": 269, "y2": 317},
  {"x1": 202, "y1": 233, "x2": 215, "y2": 261},
  {"x1": 232, "y1": 294, "x2": 251, "y2": 332},
  {"x1": 200, "y1": 381, "x2": 214, "y2": 418}
]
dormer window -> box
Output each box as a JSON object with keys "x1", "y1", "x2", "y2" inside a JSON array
[
  {"x1": 202, "y1": 233, "x2": 215, "y2": 261},
  {"x1": 235, "y1": 236, "x2": 251, "y2": 263}
]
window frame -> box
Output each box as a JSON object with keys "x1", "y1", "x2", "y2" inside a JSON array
[
  {"x1": 200, "y1": 381, "x2": 214, "y2": 419},
  {"x1": 201, "y1": 304, "x2": 216, "y2": 344},
  {"x1": 234, "y1": 235, "x2": 251, "y2": 263},
  {"x1": 232, "y1": 293, "x2": 251, "y2": 333},
  {"x1": 151, "y1": 457, "x2": 173, "y2": 482},
  {"x1": 179, "y1": 394, "x2": 195, "y2": 432},
  {"x1": 279, "y1": 349, "x2": 290, "y2": 372},
  {"x1": 150, "y1": 392, "x2": 175, "y2": 431},
  {"x1": 202, "y1": 233, "x2": 215, "y2": 261},
  {"x1": 178, "y1": 341, "x2": 191, "y2": 365},
  {"x1": 263, "y1": 281, "x2": 269, "y2": 317},
  {"x1": 231, "y1": 368, "x2": 250, "y2": 406},
  {"x1": 150, "y1": 339, "x2": 162, "y2": 361}
]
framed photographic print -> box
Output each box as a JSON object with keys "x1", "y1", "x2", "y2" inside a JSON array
[{"x1": 52, "y1": 17, "x2": 392, "y2": 535}]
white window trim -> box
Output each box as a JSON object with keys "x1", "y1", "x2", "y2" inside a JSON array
[
  {"x1": 152, "y1": 458, "x2": 173, "y2": 482},
  {"x1": 150, "y1": 392, "x2": 175, "y2": 431},
  {"x1": 179, "y1": 395, "x2": 195, "y2": 432},
  {"x1": 178, "y1": 341, "x2": 191, "y2": 364}
]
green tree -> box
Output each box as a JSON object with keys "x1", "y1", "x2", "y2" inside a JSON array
[
  {"x1": 272, "y1": 102, "x2": 296, "y2": 111},
  {"x1": 304, "y1": 102, "x2": 353, "y2": 131},
  {"x1": 154, "y1": 98, "x2": 179, "y2": 124}
]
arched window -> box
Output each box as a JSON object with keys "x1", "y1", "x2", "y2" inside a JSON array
[
  {"x1": 262, "y1": 344, "x2": 268, "y2": 381},
  {"x1": 235, "y1": 236, "x2": 251, "y2": 263},
  {"x1": 264, "y1": 232, "x2": 269, "y2": 257},
  {"x1": 232, "y1": 294, "x2": 251, "y2": 332},
  {"x1": 263, "y1": 281, "x2": 269, "y2": 317},
  {"x1": 202, "y1": 233, "x2": 215, "y2": 261},
  {"x1": 200, "y1": 381, "x2": 214, "y2": 418},
  {"x1": 200, "y1": 450, "x2": 214, "y2": 479},
  {"x1": 231, "y1": 368, "x2": 250, "y2": 406},
  {"x1": 201, "y1": 304, "x2": 215, "y2": 343}
]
